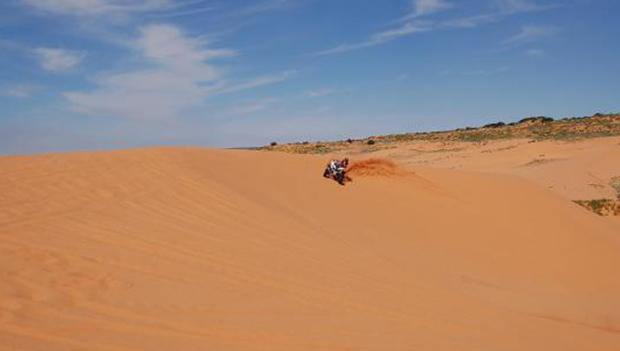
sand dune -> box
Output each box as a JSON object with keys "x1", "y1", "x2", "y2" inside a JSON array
[
  {"x1": 371, "y1": 136, "x2": 620, "y2": 201},
  {"x1": 1, "y1": 147, "x2": 619, "y2": 350}
]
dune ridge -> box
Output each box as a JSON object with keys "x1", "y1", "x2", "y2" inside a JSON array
[{"x1": 1, "y1": 147, "x2": 619, "y2": 350}]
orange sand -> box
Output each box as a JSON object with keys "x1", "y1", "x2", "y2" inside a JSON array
[
  {"x1": 1, "y1": 147, "x2": 619, "y2": 350},
  {"x1": 367, "y1": 136, "x2": 620, "y2": 201}
]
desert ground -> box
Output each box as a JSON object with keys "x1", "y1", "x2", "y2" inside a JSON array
[
  {"x1": 345, "y1": 136, "x2": 620, "y2": 205},
  {"x1": 1, "y1": 137, "x2": 620, "y2": 350}
]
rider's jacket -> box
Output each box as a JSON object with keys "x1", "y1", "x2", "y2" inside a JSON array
[{"x1": 329, "y1": 160, "x2": 345, "y2": 173}]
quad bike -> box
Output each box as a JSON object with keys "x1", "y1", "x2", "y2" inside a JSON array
[{"x1": 323, "y1": 161, "x2": 351, "y2": 185}]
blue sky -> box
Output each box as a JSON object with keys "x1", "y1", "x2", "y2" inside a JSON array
[{"x1": 1, "y1": 0, "x2": 619, "y2": 154}]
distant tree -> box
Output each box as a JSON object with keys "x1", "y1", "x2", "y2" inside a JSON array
[
  {"x1": 519, "y1": 116, "x2": 554, "y2": 124},
  {"x1": 483, "y1": 122, "x2": 506, "y2": 128},
  {"x1": 270, "y1": 141, "x2": 278, "y2": 147},
  {"x1": 367, "y1": 139, "x2": 376, "y2": 145},
  {"x1": 592, "y1": 112, "x2": 617, "y2": 118}
]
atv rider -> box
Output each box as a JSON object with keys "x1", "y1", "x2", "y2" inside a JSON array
[{"x1": 324, "y1": 158, "x2": 349, "y2": 185}]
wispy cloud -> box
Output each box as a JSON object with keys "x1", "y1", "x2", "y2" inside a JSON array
[
  {"x1": 34, "y1": 47, "x2": 84, "y2": 72},
  {"x1": 462, "y1": 66, "x2": 510, "y2": 76},
  {"x1": 64, "y1": 24, "x2": 219, "y2": 120},
  {"x1": 439, "y1": 66, "x2": 510, "y2": 77},
  {"x1": 214, "y1": 70, "x2": 296, "y2": 95},
  {"x1": 525, "y1": 48, "x2": 545, "y2": 57},
  {"x1": 371, "y1": 21, "x2": 432, "y2": 42},
  {"x1": 403, "y1": 0, "x2": 453, "y2": 20},
  {"x1": 63, "y1": 24, "x2": 292, "y2": 120},
  {"x1": 235, "y1": 0, "x2": 295, "y2": 17},
  {"x1": 20, "y1": 0, "x2": 221, "y2": 22},
  {"x1": 149, "y1": 6, "x2": 214, "y2": 19},
  {"x1": 2, "y1": 83, "x2": 39, "y2": 98},
  {"x1": 21, "y1": 0, "x2": 173, "y2": 16},
  {"x1": 315, "y1": 0, "x2": 558, "y2": 56},
  {"x1": 229, "y1": 97, "x2": 279, "y2": 115},
  {"x1": 503, "y1": 25, "x2": 558, "y2": 46},
  {"x1": 496, "y1": 0, "x2": 558, "y2": 13},
  {"x1": 440, "y1": 12, "x2": 504, "y2": 29},
  {"x1": 305, "y1": 88, "x2": 336, "y2": 98},
  {"x1": 314, "y1": 21, "x2": 431, "y2": 56},
  {"x1": 439, "y1": 1, "x2": 560, "y2": 29}
]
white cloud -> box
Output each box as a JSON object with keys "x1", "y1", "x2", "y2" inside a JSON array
[
  {"x1": 21, "y1": 0, "x2": 225, "y2": 23},
  {"x1": 229, "y1": 97, "x2": 279, "y2": 115},
  {"x1": 235, "y1": 0, "x2": 295, "y2": 16},
  {"x1": 149, "y1": 6, "x2": 214, "y2": 19},
  {"x1": 525, "y1": 48, "x2": 546, "y2": 57},
  {"x1": 34, "y1": 47, "x2": 84, "y2": 72},
  {"x1": 407, "y1": 0, "x2": 453, "y2": 19},
  {"x1": 496, "y1": 0, "x2": 556, "y2": 13},
  {"x1": 462, "y1": 66, "x2": 509, "y2": 76},
  {"x1": 371, "y1": 21, "x2": 431, "y2": 42},
  {"x1": 313, "y1": 42, "x2": 375, "y2": 56},
  {"x1": 438, "y1": 66, "x2": 509, "y2": 77},
  {"x1": 443, "y1": 1, "x2": 557, "y2": 29},
  {"x1": 137, "y1": 24, "x2": 234, "y2": 78},
  {"x1": 21, "y1": 0, "x2": 172, "y2": 16},
  {"x1": 2, "y1": 83, "x2": 39, "y2": 98},
  {"x1": 315, "y1": 0, "x2": 558, "y2": 56},
  {"x1": 504, "y1": 25, "x2": 558, "y2": 46},
  {"x1": 64, "y1": 24, "x2": 292, "y2": 120},
  {"x1": 314, "y1": 21, "x2": 431, "y2": 56},
  {"x1": 214, "y1": 70, "x2": 296, "y2": 95},
  {"x1": 314, "y1": 105, "x2": 331, "y2": 114},
  {"x1": 441, "y1": 12, "x2": 502, "y2": 29},
  {"x1": 305, "y1": 88, "x2": 335, "y2": 98}
]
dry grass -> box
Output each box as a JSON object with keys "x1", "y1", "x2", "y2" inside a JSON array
[
  {"x1": 611, "y1": 177, "x2": 620, "y2": 200},
  {"x1": 574, "y1": 199, "x2": 620, "y2": 216},
  {"x1": 262, "y1": 113, "x2": 620, "y2": 154}
]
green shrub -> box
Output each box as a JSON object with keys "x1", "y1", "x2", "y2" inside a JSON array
[{"x1": 483, "y1": 122, "x2": 505, "y2": 128}]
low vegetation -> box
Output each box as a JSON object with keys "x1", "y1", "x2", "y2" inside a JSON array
[
  {"x1": 611, "y1": 177, "x2": 620, "y2": 200},
  {"x1": 574, "y1": 199, "x2": 620, "y2": 216},
  {"x1": 573, "y1": 176, "x2": 620, "y2": 216},
  {"x1": 261, "y1": 113, "x2": 620, "y2": 154}
]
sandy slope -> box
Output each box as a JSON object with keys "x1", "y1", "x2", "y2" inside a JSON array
[
  {"x1": 368, "y1": 136, "x2": 620, "y2": 201},
  {"x1": 1, "y1": 147, "x2": 619, "y2": 350}
]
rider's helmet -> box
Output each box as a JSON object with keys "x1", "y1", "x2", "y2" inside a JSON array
[{"x1": 342, "y1": 158, "x2": 349, "y2": 167}]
